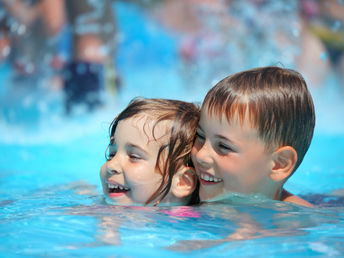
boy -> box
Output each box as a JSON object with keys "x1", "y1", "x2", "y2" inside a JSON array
[{"x1": 192, "y1": 66, "x2": 315, "y2": 207}]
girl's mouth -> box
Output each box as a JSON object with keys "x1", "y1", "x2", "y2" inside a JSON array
[{"x1": 107, "y1": 182, "x2": 130, "y2": 197}]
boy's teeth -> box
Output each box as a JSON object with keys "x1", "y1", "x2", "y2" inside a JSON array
[{"x1": 201, "y1": 173, "x2": 222, "y2": 182}]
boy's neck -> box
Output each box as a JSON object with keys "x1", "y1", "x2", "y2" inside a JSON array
[{"x1": 257, "y1": 180, "x2": 284, "y2": 201}]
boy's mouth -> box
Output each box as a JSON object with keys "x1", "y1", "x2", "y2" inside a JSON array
[
  {"x1": 107, "y1": 181, "x2": 130, "y2": 197},
  {"x1": 199, "y1": 172, "x2": 223, "y2": 185}
]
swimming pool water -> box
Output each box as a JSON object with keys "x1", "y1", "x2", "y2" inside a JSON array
[{"x1": 1, "y1": 1, "x2": 344, "y2": 257}]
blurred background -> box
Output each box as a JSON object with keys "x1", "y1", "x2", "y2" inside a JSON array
[{"x1": 0, "y1": 0, "x2": 343, "y2": 195}]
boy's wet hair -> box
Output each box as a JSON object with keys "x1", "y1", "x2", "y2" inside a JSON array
[
  {"x1": 108, "y1": 98, "x2": 200, "y2": 205},
  {"x1": 203, "y1": 66, "x2": 315, "y2": 174}
]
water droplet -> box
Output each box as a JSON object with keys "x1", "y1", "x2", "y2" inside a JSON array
[
  {"x1": 25, "y1": 63, "x2": 35, "y2": 74},
  {"x1": 1, "y1": 45, "x2": 10, "y2": 57},
  {"x1": 332, "y1": 20, "x2": 341, "y2": 31},
  {"x1": 38, "y1": 101, "x2": 48, "y2": 114},
  {"x1": 17, "y1": 24, "x2": 26, "y2": 35},
  {"x1": 23, "y1": 95, "x2": 34, "y2": 107},
  {"x1": 320, "y1": 52, "x2": 327, "y2": 60},
  {"x1": 292, "y1": 28, "x2": 300, "y2": 37},
  {"x1": 76, "y1": 63, "x2": 86, "y2": 75}
]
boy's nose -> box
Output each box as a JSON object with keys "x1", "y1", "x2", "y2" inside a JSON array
[{"x1": 194, "y1": 141, "x2": 213, "y2": 168}]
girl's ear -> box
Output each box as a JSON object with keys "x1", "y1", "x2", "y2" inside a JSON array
[
  {"x1": 171, "y1": 167, "x2": 197, "y2": 198},
  {"x1": 270, "y1": 146, "x2": 297, "y2": 182}
]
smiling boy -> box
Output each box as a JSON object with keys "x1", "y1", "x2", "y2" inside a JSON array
[{"x1": 192, "y1": 66, "x2": 315, "y2": 207}]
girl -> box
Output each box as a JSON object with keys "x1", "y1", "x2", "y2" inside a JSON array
[{"x1": 100, "y1": 98, "x2": 200, "y2": 206}]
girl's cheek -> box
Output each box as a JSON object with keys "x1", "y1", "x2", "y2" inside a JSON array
[{"x1": 100, "y1": 164, "x2": 108, "y2": 178}]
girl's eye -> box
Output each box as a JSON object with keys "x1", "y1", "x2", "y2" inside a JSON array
[
  {"x1": 106, "y1": 144, "x2": 117, "y2": 161},
  {"x1": 129, "y1": 153, "x2": 142, "y2": 161},
  {"x1": 107, "y1": 152, "x2": 116, "y2": 160},
  {"x1": 106, "y1": 151, "x2": 116, "y2": 161}
]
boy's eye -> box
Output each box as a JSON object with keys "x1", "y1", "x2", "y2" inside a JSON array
[
  {"x1": 195, "y1": 131, "x2": 205, "y2": 143},
  {"x1": 216, "y1": 142, "x2": 234, "y2": 154}
]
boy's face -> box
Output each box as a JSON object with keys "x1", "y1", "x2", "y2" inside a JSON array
[
  {"x1": 100, "y1": 115, "x2": 166, "y2": 205},
  {"x1": 191, "y1": 108, "x2": 274, "y2": 201}
]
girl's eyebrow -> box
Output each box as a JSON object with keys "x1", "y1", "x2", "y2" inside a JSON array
[{"x1": 126, "y1": 143, "x2": 149, "y2": 156}]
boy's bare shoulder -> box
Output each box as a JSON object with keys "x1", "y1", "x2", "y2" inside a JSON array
[{"x1": 281, "y1": 189, "x2": 313, "y2": 207}]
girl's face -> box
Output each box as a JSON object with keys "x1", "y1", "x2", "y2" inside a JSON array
[{"x1": 100, "y1": 115, "x2": 168, "y2": 205}]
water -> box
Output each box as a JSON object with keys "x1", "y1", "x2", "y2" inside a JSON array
[{"x1": 1, "y1": 1, "x2": 344, "y2": 257}]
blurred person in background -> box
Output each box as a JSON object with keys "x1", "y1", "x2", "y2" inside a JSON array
[
  {"x1": 63, "y1": 0, "x2": 119, "y2": 114},
  {"x1": 1, "y1": 0, "x2": 120, "y2": 115},
  {"x1": 0, "y1": 5, "x2": 11, "y2": 61},
  {"x1": 298, "y1": 0, "x2": 344, "y2": 89},
  {"x1": 151, "y1": 0, "x2": 231, "y2": 87},
  {"x1": 0, "y1": 0, "x2": 65, "y2": 125},
  {"x1": 0, "y1": 0, "x2": 64, "y2": 81}
]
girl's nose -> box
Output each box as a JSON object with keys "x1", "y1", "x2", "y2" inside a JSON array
[
  {"x1": 106, "y1": 155, "x2": 123, "y2": 175},
  {"x1": 106, "y1": 168, "x2": 121, "y2": 176}
]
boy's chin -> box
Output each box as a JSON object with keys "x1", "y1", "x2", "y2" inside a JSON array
[{"x1": 199, "y1": 187, "x2": 222, "y2": 202}]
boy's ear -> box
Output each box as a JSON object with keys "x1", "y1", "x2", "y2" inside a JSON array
[
  {"x1": 171, "y1": 167, "x2": 197, "y2": 198},
  {"x1": 270, "y1": 146, "x2": 297, "y2": 182}
]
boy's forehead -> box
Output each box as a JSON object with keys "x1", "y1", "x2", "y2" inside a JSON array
[
  {"x1": 200, "y1": 107, "x2": 260, "y2": 139},
  {"x1": 201, "y1": 105, "x2": 252, "y2": 127}
]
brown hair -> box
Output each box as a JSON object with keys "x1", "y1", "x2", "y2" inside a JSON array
[
  {"x1": 107, "y1": 98, "x2": 200, "y2": 205},
  {"x1": 203, "y1": 66, "x2": 315, "y2": 173}
]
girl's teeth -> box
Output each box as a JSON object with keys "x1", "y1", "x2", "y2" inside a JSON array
[{"x1": 108, "y1": 183, "x2": 129, "y2": 191}]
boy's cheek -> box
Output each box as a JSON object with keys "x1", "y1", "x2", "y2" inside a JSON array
[{"x1": 190, "y1": 145, "x2": 199, "y2": 162}]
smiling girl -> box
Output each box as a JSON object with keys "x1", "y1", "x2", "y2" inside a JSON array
[{"x1": 100, "y1": 98, "x2": 200, "y2": 206}]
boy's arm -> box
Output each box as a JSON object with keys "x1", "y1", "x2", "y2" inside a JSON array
[{"x1": 281, "y1": 189, "x2": 313, "y2": 207}]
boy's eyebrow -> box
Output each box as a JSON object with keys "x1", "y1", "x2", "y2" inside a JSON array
[
  {"x1": 215, "y1": 134, "x2": 235, "y2": 144},
  {"x1": 198, "y1": 125, "x2": 237, "y2": 146}
]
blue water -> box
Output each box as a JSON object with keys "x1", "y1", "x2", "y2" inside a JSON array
[{"x1": 1, "y1": 1, "x2": 344, "y2": 257}]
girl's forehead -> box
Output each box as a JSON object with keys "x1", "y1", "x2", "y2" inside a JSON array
[{"x1": 118, "y1": 114, "x2": 171, "y2": 143}]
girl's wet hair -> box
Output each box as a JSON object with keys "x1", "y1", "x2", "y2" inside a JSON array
[
  {"x1": 203, "y1": 66, "x2": 315, "y2": 173},
  {"x1": 107, "y1": 98, "x2": 200, "y2": 205}
]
